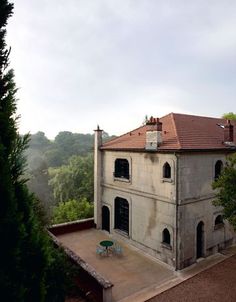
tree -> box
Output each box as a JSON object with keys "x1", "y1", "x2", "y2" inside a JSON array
[
  {"x1": 0, "y1": 2, "x2": 67, "y2": 300},
  {"x1": 222, "y1": 112, "x2": 236, "y2": 120},
  {"x1": 52, "y1": 198, "x2": 94, "y2": 224},
  {"x1": 49, "y1": 154, "x2": 94, "y2": 204},
  {"x1": 29, "y1": 131, "x2": 51, "y2": 150},
  {"x1": 212, "y1": 153, "x2": 236, "y2": 229}
]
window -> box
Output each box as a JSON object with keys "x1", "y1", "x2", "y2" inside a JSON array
[
  {"x1": 215, "y1": 160, "x2": 223, "y2": 180},
  {"x1": 214, "y1": 215, "x2": 224, "y2": 229},
  {"x1": 114, "y1": 158, "x2": 129, "y2": 179},
  {"x1": 114, "y1": 197, "x2": 129, "y2": 235},
  {"x1": 163, "y1": 162, "x2": 171, "y2": 179},
  {"x1": 162, "y1": 228, "x2": 171, "y2": 245}
]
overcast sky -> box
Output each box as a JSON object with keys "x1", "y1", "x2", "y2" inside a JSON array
[{"x1": 7, "y1": 0, "x2": 236, "y2": 138}]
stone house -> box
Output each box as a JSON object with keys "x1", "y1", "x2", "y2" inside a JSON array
[{"x1": 94, "y1": 113, "x2": 236, "y2": 270}]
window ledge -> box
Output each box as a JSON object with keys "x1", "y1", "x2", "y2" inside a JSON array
[
  {"x1": 161, "y1": 178, "x2": 173, "y2": 183},
  {"x1": 114, "y1": 177, "x2": 131, "y2": 183},
  {"x1": 161, "y1": 243, "x2": 172, "y2": 250}
]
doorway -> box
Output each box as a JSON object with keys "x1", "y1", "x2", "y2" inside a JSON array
[
  {"x1": 102, "y1": 206, "x2": 110, "y2": 233},
  {"x1": 196, "y1": 221, "x2": 204, "y2": 259}
]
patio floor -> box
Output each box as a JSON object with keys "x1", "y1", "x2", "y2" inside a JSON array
[{"x1": 57, "y1": 228, "x2": 175, "y2": 301}]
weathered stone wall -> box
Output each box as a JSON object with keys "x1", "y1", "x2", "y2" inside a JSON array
[
  {"x1": 178, "y1": 152, "x2": 226, "y2": 203},
  {"x1": 177, "y1": 153, "x2": 236, "y2": 269},
  {"x1": 102, "y1": 151, "x2": 176, "y2": 201},
  {"x1": 101, "y1": 151, "x2": 177, "y2": 267}
]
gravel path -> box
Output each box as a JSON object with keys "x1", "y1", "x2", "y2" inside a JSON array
[{"x1": 147, "y1": 254, "x2": 236, "y2": 302}]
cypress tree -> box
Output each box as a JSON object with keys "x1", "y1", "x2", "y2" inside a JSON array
[{"x1": 0, "y1": 1, "x2": 67, "y2": 301}]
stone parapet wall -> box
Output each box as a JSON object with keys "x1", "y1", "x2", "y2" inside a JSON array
[
  {"x1": 48, "y1": 218, "x2": 95, "y2": 236},
  {"x1": 48, "y1": 229, "x2": 113, "y2": 302}
]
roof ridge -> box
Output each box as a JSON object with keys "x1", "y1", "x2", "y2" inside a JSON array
[
  {"x1": 171, "y1": 112, "x2": 224, "y2": 120},
  {"x1": 101, "y1": 124, "x2": 145, "y2": 147}
]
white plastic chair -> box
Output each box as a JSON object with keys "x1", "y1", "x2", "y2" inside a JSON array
[
  {"x1": 112, "y1": 240, "x2": 123, "y2": 255},
  {"x1": 96, "y1": 245, "x2": 106, "y2": 256}
]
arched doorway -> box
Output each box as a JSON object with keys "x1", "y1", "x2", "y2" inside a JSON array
[
  {"x1": 114, "y1": 197, "x2": 129, "y2": 235},
  {"x1": 102, "y1": 206, "x2": 110, "y2": 233},
  {"x1": 196, "y1": 221, "x2": 204, "y2": 259}
]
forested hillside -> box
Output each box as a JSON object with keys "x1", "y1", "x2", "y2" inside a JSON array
[{"x1": 25, "y1": 131, "x2": 115, "y2": 223}]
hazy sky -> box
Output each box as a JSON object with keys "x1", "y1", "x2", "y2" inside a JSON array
[{"x1": 7, "y1": 0, "x2": 236, "y2": 138}]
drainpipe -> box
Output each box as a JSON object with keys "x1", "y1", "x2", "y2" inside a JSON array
[
  {"x1": 94, "y1": 125, "x2": 103, "y2": 229},
  {"x1": 175, "y1": 153, "x2": 179, "y2": 270}
]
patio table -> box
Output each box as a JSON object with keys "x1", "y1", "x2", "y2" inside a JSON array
[{"x1": 100, "y1": 240, "x2": 114, "y2": 255}]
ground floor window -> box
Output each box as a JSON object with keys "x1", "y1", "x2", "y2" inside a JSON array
[
  {"x1": 214, "y1": 214, "x2": 224, "y2": 229},
  {"x1": 162, "y1": 228, "x2": 171, "y2": 245},
  {"x1": 114, "y1": 197, "x2": 129, "y2": 235}
]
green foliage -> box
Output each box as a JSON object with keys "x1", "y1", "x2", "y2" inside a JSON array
[
  {"x1": 212, "y1": 153, "x2": 236, "y2": 229},
  {"x1": 29, "y1": 131, "x2": 51, "y2": 150},
  {"x1": 49, "y1": 154, "x2": 94, "y2": 203},
  {"x1": 222, "y1": 112, "x2": 236, "y2": 120},
  {"x1": 25, "y1": 130, "x2": 114, "y2": 219},
  {"x1": 52, "y1": 198, "x2": 94, "y2": 224},
  {"x1": 50, "y1": 131, "x2": 94, "y2": 166}
]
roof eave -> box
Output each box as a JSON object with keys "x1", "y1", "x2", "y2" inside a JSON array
[{"x1": 100, "y1": 147, "x2": 236, "y2": 153}]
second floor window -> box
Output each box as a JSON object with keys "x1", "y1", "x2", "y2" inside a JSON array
[
  {"x1": 215, "y1": 215, "x2": 223, "y2": 226},
  {"x1": 114, "y1": 158, "x2": 129, "y2": 179},
  {"x1": 163, "y1": 162, "x2": 171, "y2": 179}
]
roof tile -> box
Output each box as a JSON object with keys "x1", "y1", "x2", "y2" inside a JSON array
[{"x1": 101, "y1": 113, "x2": 236, "y2": 151}]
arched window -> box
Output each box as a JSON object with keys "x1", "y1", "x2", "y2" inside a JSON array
[
  {"x1": 114, "y1": 159, "x2": 129, "y2": 179},
  {"x1": 215, "y1": 160, "x2": 223, "y2": 180},
  {"x1": 162, "y1": 228, "x2": 171, "y2": 245},
  {"x1": 163, "y1": 162, "x2": 171, "y2": 179},
  {"x1": 114, "y1": 197, "x2": 129, "y2": 235},
  {"x1": 215, "y1": 215, "x2": 223, "y2": 226}
]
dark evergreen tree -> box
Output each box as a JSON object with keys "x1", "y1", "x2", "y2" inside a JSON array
[{"x1": 0, "y1": 1, "x2": 68, "y2": 301}]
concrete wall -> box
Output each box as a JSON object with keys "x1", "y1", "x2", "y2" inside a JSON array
[
  {"x1": 178, "y1": 153, "x2": 226, "y2": 203},
  {"x1": 177, "y1": 153, "x2": 236, "y2": 269},
  {"x1": 101, "y1": 151, "x2": 177, "y2": 267},
  {"x1": 103, "y1": 151, "x2": 176, "y2": 201}
]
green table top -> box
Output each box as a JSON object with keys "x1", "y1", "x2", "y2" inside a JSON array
[{"x1": 100, "y1": 240, "x2": 114, "y2": 248}]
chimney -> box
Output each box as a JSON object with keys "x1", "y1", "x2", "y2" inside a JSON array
[
  {"x1": 224, "y1": 120, "x2": 234, "y2": 143},
  {"x1": 94, "y1": 125, "x2": 103, "y2": 229},
  {"x1": 145, "y1": 116, "x2": 163, "y2": 150}
]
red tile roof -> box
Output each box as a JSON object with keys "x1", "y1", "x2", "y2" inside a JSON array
[{"x1": 101, "y1": 113, "x2": 236, "y2": 151}]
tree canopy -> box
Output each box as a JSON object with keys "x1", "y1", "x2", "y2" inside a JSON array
[
  {"x1": 212, "y1": 153, "x2": 236, "y2": 229},
  {"x1": 52, "y1": 198, "x2": 93, "y2": 224},
  {"x1": 49, "y1": 154, "x2": 94, "y2": 203},
  {"x1": 222, "y1": 112, "x2": 236, "y2": 120}
]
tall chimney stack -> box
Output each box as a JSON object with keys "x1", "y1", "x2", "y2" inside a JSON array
[
  {"x1": 224, "y1": 120, "x2": 234, "y2": 143},
  {"x1": 145, "y1": 116, "x2": 163, "y2": 150},
  {"x1": 94, "y1": 125, "x2": 103, "y2": 229}
]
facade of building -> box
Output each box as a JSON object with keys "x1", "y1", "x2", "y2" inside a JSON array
[{"x1": 94, "y1": 113, "x2": 236, "y2": 270}]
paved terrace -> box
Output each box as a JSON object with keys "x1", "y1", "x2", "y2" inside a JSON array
[
  {"x1": 56, "y1": 226, "x2": 236, "y2": 302},
  {"x1": 57, "y1": 228, "x2": 175, "y2": 302}
]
